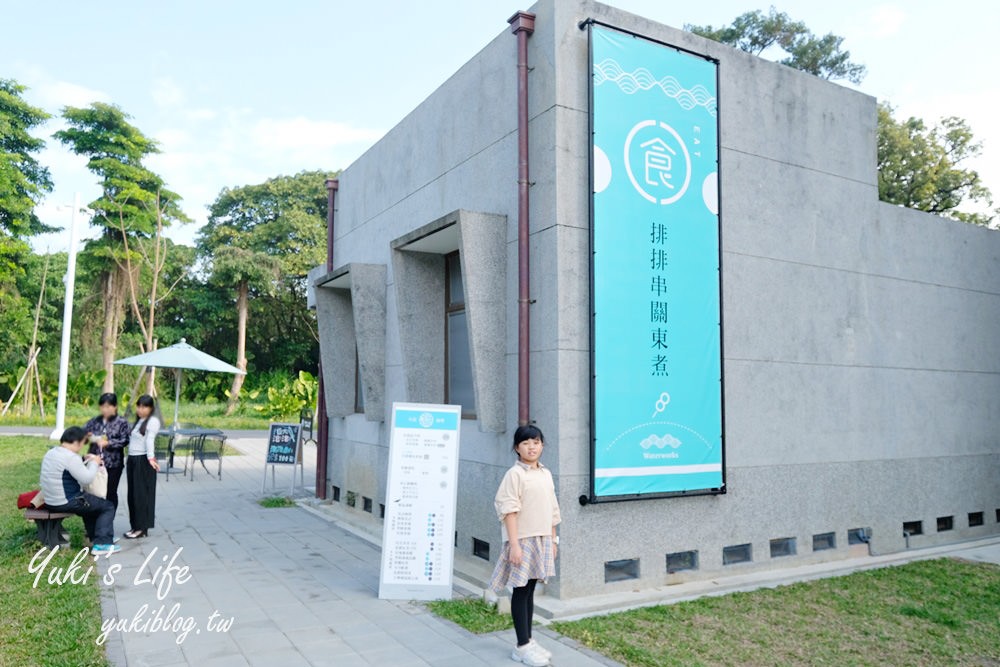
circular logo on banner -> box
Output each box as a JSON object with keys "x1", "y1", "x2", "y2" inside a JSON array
[
  {"x1": 624, "y1": 120, "x2": 691, "y2": 205},
  {"x1": 418, "y1": 412, "x2": 434, "y2": 428}
]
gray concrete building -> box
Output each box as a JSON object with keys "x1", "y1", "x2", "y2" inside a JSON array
[{"x1": 309, "y1": 0, "x2": 1000, "y2": 599}]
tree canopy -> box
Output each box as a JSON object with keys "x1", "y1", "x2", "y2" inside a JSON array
[
  {"x1": 55, "y1": 103, "x2": 186, "y2": 239},
  {"x1": 0, "y1": 78, "x2": 53, "y2": 239},
  {"x1": 877, "y1": 103, "x2": 994, "y2": 226},
  {"x1": 199, "y1": 170, "x2": 328, "y2": 278},
  {"x1": 686, "y1": 7, "x2": 866, "y2": 84},
  {"x1": 197, "y1": 170, "x2": 330, "y2": 409},
  {"x1": 688, "y1": 7, "x2": 994, "y2": 227}
]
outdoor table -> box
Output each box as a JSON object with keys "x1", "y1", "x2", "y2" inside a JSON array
[{"x1": 163, "y1": 426, "x2": 225, "y2": 481}]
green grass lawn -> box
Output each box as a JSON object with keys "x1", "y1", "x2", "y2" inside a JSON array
[
  {"x1": 0, "y1": 436, "x2": 109, "y2": 666},
  {"x1": 552, "y1": 558, "x2": 1000, "y2": 667},
  {"x1": 257, "y1": 496, "x2": 298, "y2": 508},
  {"x1": 427, "y1": 597, "x2": 514, "y2": 634},
  {"x1": 1, "y1": 400, "x2": 272, "y2": 431},
  {"x1": 428, "y1": 560, "x2": 1000, "y2": 666}
]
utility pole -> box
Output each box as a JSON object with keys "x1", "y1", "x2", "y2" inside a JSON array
[{"x1": 50, "y1": 193, "x2": 85, "y2": 439}]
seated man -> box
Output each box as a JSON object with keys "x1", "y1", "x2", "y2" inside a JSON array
[{"x1": 39, "y1": 426, "x2": 120, "y2": 554}]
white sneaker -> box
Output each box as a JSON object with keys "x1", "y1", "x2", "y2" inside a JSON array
[
  {"x1": 511, "y1": 642, "x2": 550, "y2": 666},
  {"x1": 529, "y1": 639, "x2": 552, "y2": 659}
]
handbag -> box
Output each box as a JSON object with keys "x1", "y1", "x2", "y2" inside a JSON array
[
  {"x1": 18, "y1": 489, "x2": 46, "y2": 508},
  {"x1": 85, "y1": 466, "x2": 109, "y2": 499},
  {"x1": 17, "y1": 490, "x2": 39, "y2": 509}
]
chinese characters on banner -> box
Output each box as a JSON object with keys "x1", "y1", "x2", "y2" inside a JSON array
[{"x1": 590, "y1": 25, "x2": 724, "y2": 499}]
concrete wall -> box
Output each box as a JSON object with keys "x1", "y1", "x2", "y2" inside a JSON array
[
  {"x1": 548, "y1": 0, "x2": 1000, "y2": 597},
  {"x1": 317, "y1": 12, "x2": 543, "y2": 566},
  {"x1": 315, "y1": 0, "x2": 1000, "y2": 599}
]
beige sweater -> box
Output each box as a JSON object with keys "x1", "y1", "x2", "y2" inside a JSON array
[{"x1": 494, "y1": 460, "x2": 561, "y2": 542}]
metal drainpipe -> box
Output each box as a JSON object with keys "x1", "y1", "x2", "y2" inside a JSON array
[
  {"x1": 508, "y1": 10, "x2": 535, "y2": 426},
  {"x1": 315, "y1": 177, "x2": 338, "y2": 499}
]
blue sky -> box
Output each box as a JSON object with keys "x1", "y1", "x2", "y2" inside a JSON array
[{"x1": 5, "y1": 0, "x2": 997, "y2": 251}]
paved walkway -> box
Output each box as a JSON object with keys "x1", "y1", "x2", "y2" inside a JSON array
[{"x1": 97, "y1": 436, "x2": 619, "y2": 667}]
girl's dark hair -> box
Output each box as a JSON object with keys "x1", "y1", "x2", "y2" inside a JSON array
[
  {"x1": 98, "y1": 392, "x2": 118, "y2": 407},
  {"x1": 135, "y1": 394, "x2": 156, "y2": 436},
  {"x1": 512, "y1": 424, "x2": 545, "y2": 452}
]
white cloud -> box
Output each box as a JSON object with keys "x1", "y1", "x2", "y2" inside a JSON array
[
  {"x1": 34, "y1": 80, "x2": 110, "y2": 109},
  {"x1": 153, "y1": 128, "x2": 192, "y2": 151},
  {"x1": 184, "y1": 108, "x2": 217, "y2": 122},
  {"x1": 252, "y1": 117, "x2": 383, "y2": 151},
  {"x1": 151, "y1": 77, "x2": 184, "y2": 108},
  {"x1": 867, "y1": 5, "x2": 906, "y2": 38}
]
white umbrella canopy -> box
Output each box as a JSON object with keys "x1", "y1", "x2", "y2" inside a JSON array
[{"x1": 115, "y1": 338, "x2": 245, "y2": 429}]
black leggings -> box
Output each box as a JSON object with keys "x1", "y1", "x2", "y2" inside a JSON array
[
  {"x1": 106, "y1": 466, "x2": 124, "y2": 510},
  {"x1": 511, "y1": 578, "x2": 538, "y2": 646}
]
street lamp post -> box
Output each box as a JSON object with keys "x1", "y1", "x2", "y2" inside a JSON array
[{"x1": 50, "y1": 193, "x2": 86, "y2": 440}]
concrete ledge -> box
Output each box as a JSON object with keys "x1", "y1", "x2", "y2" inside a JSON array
[
  {"x1": 539, "y1": 534, "x2": 1000, "y2": 621},
  {"x1": 296, "y1": 497, "x2": 1000, "y2": 623}
]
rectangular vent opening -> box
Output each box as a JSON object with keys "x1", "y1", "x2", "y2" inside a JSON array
[
  {"x1": 902, "y1": 521, "x2": 922, "y2": 536},
  {"x1": 722, "y1": 543, "x2": 752, "y2": 565},
  {"x1": 666, "y1": 550, "x2": 699, "y2": 574},
  {"x1": 770, "y1": 537, "x2": 797, "y2": 558},
  {"x1": 936, "y1": 516, "x2": 953, "y2": 532},
  {"x1": 472, "y1": 538, "x2": 490, "y2": 561},
  {"x1": 848, "y1": 527, "x2": 871, "y2": 544},
  {"x1": 604, "y1": 558, "x2": 640, "y2": 583},
  {"x1": 812, "y1": 532, "x2": 836, "y2": 551}
]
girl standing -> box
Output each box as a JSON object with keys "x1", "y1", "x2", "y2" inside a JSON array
[
  {"x1": 489, "y1": 425, "x2": 561, "y2": 667},
  {"x1": 83, "y1": 392, "x2": 130, "y2": 509},
  {"x1": 125, "y1": 394, "x2": 161, "y2": 539}
]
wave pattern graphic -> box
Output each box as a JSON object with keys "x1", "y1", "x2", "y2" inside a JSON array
[{"x1": 594, "y1": 59, "x2": 717, "y2": 117}]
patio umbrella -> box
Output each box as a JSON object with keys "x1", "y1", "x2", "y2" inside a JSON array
[{"x1": 115, "y1": 338, "x2": 245, "y2": 429}]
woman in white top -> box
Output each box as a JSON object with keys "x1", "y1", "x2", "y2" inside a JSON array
[{"x1": 125, "y1": 394, "x2": 161, "y2": 539}]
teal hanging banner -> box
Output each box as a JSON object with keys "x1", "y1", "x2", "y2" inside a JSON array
[{"x1": 589, "y1": 24, "x2": 724, "y2": 500}]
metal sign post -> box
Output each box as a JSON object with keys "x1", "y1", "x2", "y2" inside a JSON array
[{"x1": 262, "y1": 422, "x2": 302, "y2": 495}]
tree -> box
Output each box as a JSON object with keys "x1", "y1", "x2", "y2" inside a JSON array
[
  {"x1": 55, "y1": 102, "x2": 187, "y2": 391},
  {"x1": 199, "y1": 170, "x2": 329, "y2": 413},
  {"x1": 118, "y1": 191, "x2": 193, "y2": 394},
  {"x1": 0, "y1": 79, "x2": 53, "y2": 386},
  {"x1": 686, "y1": 7, "x2": 866, "y2": 84},
  {"x1": 689, "y1": 8, "x2": 994, "y2": 227},
  {"x1": 877, "y1": 103, "x2": 994, "y2": 226},
  {"x1": 0, "y1": 79, "x2": 53, "y2": 241}
]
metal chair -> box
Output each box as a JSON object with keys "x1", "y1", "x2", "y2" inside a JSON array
[
  {"x1": 153, "y1": 433, "x2": 174, "y2": 481},
  {"x1": 193, "y1": 433, "x2": 226, "y2": 481}
]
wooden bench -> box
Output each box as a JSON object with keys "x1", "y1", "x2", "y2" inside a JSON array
[{"x1": 24, "y1": 508, "x2": 73, "y2": 548}]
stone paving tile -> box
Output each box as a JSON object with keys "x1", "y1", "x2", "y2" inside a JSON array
[
  {"x1": 102, "y1": 437, "x2": 620, "y2": 667},
  {"x1": 244, "y1": 647, "x2": 312, "y2": 667},
  {"x1": 193, "y1": 655, "x2": 252, "y2": 667}
]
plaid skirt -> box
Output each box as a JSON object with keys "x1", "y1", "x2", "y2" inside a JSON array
[{"x1": 489, "y1": 535, "x2": 556, "y2": 593}]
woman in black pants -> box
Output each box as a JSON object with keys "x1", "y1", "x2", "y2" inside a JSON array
[
  {"x1": 125, "y1": 395, "x2": 161, "y2": 539},
  {"x1": 84, "y1": 393, "x2": 130, "y2": 510}
]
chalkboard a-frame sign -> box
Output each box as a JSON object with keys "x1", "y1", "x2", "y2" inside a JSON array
[
  {"x1": 262, "y1": 422, "x2": 301, "y2": 494},
  {"x1": 266, "y1": 423, "x2": 300, "y2": 464}
]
